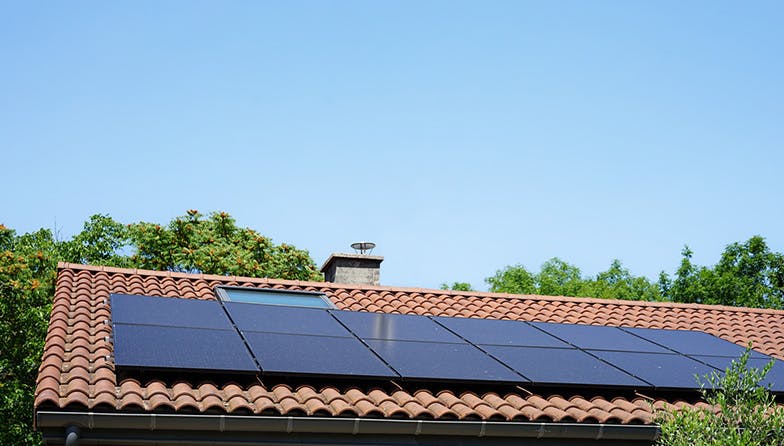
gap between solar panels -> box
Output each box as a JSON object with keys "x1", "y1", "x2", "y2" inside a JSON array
[{"x1": 109, "y1": 293, "x2": 784, "y2": 394}]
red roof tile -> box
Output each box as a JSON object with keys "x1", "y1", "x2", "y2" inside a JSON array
[{"x1": 34, "y1": 262, "x2": 784, "y2": 425}]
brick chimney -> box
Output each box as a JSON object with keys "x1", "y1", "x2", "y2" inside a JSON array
[{"x1": 320, "y1": 251, "x2": 383, "y2": 286}]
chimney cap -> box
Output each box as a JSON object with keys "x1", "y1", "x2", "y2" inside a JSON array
[{"x1": 350, "y1": 241, "x2": 376, "y2": 254}]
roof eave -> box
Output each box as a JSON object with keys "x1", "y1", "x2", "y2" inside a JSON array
[{"x1": 36, "y1": 411, "x2": 660, "y2": 445}]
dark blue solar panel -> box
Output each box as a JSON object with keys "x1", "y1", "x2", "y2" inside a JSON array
[
  {"x1": 244, "y1": 332, "x2": 397, "y2": 379},
  {"x1": 691, "y1": 356, "x2": 784, "y2": 393},
  {"x1": 332, "y1": 311, "x2": 464, "y2": 343},
  {"x1": 113, "y1": 324, "x2": 257, "y2": 372},
  {"x1": 590, "y1": 351, "x2": 719, "y2": 390},
  {"x1": 110, "y1": 294, "x2": 233, "y2": 330},
  {"x1": 530, "y1": 322, "x2": 670, "y2": 353},
  {"x1": 623, "y1": 327, "x2": 768, "y2": 358},
  {"x1": 483, "y1": 345, "x2": 649, "y2": 388},
  {"x1": 364, "y1": 339, "x2": 524, "y2": 383},
  {"x1": 225, "y1": 302, "x2": 349, "y2": 337},
  {"x1": 433, "y1": 316, "x2": 570, "y2": 348}
]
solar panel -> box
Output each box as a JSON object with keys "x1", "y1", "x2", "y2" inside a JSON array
[
  {"x1": 691, "y1": 356, "x2": 784, "y2": 393},
  {"x1": 529, "y1": 322, "x2": 671, "y2": 353},
  {"x1": 483, "y1": 345, "x2": 649, "y2": 388},
  {"x1": 590, "y1": 351, "x2": 719, "y2": 390},
  {"x1": 244, "y1": 332, "x2": 397, "y2": 379},
  {"x1": 332, "y1": 311, "x2": 463, "y2": 343},
  {"x1": 433, "y1": 316, "x2": 570, "y2": 348},
  {"x1": 622, "y1": 327, "x2": 768, "y2": 358},
  {"x1": 225, "y1": 302, "x2": 350, "y2": 337},
  {"x1": 364, "y1": 339, "x2": 524, "y2": 383},
  {"x1": 111, "y1": 294, "x2": 233, "y2": 330},
  {"x1": 113, "y1": 323, "x2": 257, "y2": 373}
]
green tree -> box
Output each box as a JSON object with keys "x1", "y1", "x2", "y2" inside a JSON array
[
  {"x1": 0, "y1": 226, "x2": 59, "y2": 446},
  {"x1": 486, "y1": 263, "x2": 537, "y2": 294},
  {"x1": 440, "y1": 282, "x2": 474, "y2": 291},
  {"x1": 535, "y1": 258, "x2": 584, "y2": 296},
  {"x1": 62, "y1": 214, "x2": 132, "y2": 267},
  {"x1": 581, "y1": 259, "x2": 662, "y2": 301},
  {"x1": 127, "y1": 210, "x2": 321, "y2": 280},
  {"x1": 486, "y1": 257, "x2": 661, "y2": 301},
  {"x1": 662, "y1": 236, "x2": 784, "y2": 309},
  {"x1": 656, "y1": 348, "x2": 784, "y2": 445},
  {"x1": 0, "y1": 211, "x2": 323, "y2": 445}
]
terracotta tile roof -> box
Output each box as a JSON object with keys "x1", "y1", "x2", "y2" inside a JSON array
[{"x1": 34, "y1": 263, "x2": 784, "y2": 425}]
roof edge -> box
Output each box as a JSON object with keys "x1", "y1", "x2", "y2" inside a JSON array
[
  {"x1": 36, "y1": 411, "x2": 660, "y2": 442},
  {"x1": 55, "y1": 262, "x2": 784, "y2": 316}
]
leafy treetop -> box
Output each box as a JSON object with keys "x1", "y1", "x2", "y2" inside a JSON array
[
  {"x1": 486, "y1": 257, "x2": 663, "y2": 301},
  {"x1": 439, "y1": 282, "x2": 474, "y2": 291},
  {"x1": 486, "y1": 236, "x2": 784, "y2": 309},
  {"x1": 63, "y1": 210, "x2": 322, "y2": 281}
]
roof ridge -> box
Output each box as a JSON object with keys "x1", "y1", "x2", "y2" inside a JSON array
[{"x1": 55, "y1": 262, "x2": 784, "y2": 316}]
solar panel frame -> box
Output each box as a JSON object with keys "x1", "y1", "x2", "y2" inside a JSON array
[
  {"x1": 433, "y1": 316, "x2": 571, "y2": 348},
  {"x1": 113, "y1": 323, "x2": 258, "y2": 373},
  {"x1": 225, "y1": 302, "x2": 351, "y2": 337},
  {"x1": 482, "y1": 345, "x2": 650, "y2": 388},
  {"x1": 110, "y1": 294, "x2": 234, "y2": 330},
  {"x1": 364, "y1": 339, "x2": 526, "y2": 383},
  {"x1": 332, "y1": 310, "x2": 464, "y2": 343},
  {"x1": 244, "y1": 332, "x2": 398, "y2": 379}
]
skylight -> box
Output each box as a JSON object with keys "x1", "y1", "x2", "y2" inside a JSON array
[{"x1": 214, "y1": 286, "x2": 335, "y2": 309}]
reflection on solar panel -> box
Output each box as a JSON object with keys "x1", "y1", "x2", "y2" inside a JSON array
[
  {"x1": 590, "y1": 351, "x2": 719, "y2": 390},
  {"x1": 113, "y1": 324, "x2": 257, "y2": 373},
  {"x1": 484, "y1": 345, "x2": 649, "y2": 388},
  {"x1": 622, "y1": 327, "x2": 769, "y2": 358},
  {"x1": 110, "y1": 293, "x2": 781, "y2": 393},
  {"x1": 226, "y1": 302, "x2": 349, "y2": 337},
  {"x1": 365, "y1": 339, "x2": 523, "y2": 382},
  {"x1": 245, "y1": 332, "x2": 397, "y2": 378},
  {"x1": 110, "y1": 294, "x2": 233, "y2": 330},
  {"x1": 433, "y1": 316, "x2": 569, "y2": 348},
  {"x1": 530, "y1": 322, "x2": 670, "y2": 353},
  {"x1": 333, "y1": 311, "x2": 463, "y2": 343}
]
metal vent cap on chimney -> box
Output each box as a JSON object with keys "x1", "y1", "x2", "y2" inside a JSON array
[
  {"x1": 350, "y1": 241, "x2": 375, "y2": 254},
  {"x1": 321, "y1": 243, "x2": 383, "y2": 286}
]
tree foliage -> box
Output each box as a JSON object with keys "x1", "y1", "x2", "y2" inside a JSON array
[
  {"x1": 58, "y1": 210, "x2": 323, "y2": 280},
  {"x1": 486, "y1": 257, "x2": 662, "y2": 301},
  {"x1": 661, "y1": 236, "x2": 784, "y2": 309},
  {"x1": 0, "y1": 211, "x2": 322, "y2": 445},
  {"x1": 656, "y1": 348, "x2": 784, "y2": 445},
  {"x1": 439, "y1": 282, "x2": 474, "y2": 291},
  {"x1": 486, "y1": 236, "x2": 784, "y2": 308},
  {"x1": 0, "y1": 226, "x2": 59, "y2": 446}
]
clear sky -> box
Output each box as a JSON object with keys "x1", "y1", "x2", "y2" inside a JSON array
[{"x1": 2, "y1": 1, "x2": 782, "y2": 290}]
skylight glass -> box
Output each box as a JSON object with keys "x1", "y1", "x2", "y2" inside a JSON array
[{"x1": 215, "y1": 286, "x2": 334, "y2": 309}]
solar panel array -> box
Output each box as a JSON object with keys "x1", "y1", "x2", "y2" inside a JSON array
[{"x1": 110, "y1": 293, "x2": 784, "y2": 392}]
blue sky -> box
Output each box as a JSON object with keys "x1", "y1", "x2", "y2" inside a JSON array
[{"x1": 2, "y1": 1, "x2": 782, "y2": 290}]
